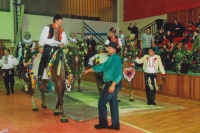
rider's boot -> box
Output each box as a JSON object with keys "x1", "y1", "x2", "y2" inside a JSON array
[{"x1": 37, "y1": 62, "x2": 45, "y2": 83}]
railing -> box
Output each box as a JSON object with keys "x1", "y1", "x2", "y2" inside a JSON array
[
  {"x1": 138, "y1": 19, "x2": 167, "y2": 39},
  {"x1": 13, "y1": 4, "x2": 24, "y2": 56},
  {"x1": 82, "y1": 20, "x2": 107, "y2": 42}
]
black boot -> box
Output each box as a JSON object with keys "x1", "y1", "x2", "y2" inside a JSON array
[
  {"x1": 151, "y1": 90, "x2": 157, "y2": 105},
  {"x1": 37, "y1": 62, "x2": 45, "y2": 82},
  {"x1": 146, "y1": 87, "x2": 151, "y2": 105},
  {"x1": 10, "y1": 82, "x2": 14, "y2": 94},
  {"x1": 5, "y1": 83, "x2": 10, "y2": 95}
]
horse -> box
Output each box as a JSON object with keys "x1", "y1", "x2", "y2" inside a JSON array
[
  {"x1": 26, "y1": 48, "x2": 71, "y2": 122},
  {"x1": 66, "y1": 41, "x2": 87, "y2": 92},
  {"x1": 88, "y1": 50, "x2": 109, "y2": 94},
  {"x1": 17, "y1": 44, "x2": 36, "y2": 94}
]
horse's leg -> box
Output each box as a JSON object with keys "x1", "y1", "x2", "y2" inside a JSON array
[
  {"x1": 78, "y1": 76, "x2": 82, "y2": 92},
  {"x1": 29, "y1": 79, "x2": 39, "y2": 111},
  {"x1": 128, "y1": 81, "x2": 134, "y2": 101},
  {"x1": 40, "y1": 79, "x2": 48, "y2": 109},
  {"x1": 53, "y1": 81, "x2": 68, "y2": 122},
  {"x1": 60, "y1": 81, "x2": 68, "y2": 123}
]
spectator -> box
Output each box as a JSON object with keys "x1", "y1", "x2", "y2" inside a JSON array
[
  {"x1": 128, "y1": 22, "x2": 138, "y2": 38},
  {"x1": 140, "y1": 27, "x2": 155, "y2": 55},
  {"x1": 119, "y1": 30, "x2": 125, "y2": 46},
  {"x1": 86, "y1": 34, "x2": 97, "y2": 55},
  {"x1": 155, "y1": 29, "x2": 164, "y2": 44},
  {"x1": 166, "y1": 30, "x2": 173, "y2": 43},
  {"x1": 173, "y1": 19, "x2": 183, "y2": 37},
  {"x1": 96, "y1": 41, "x2": 106, "y2": 53}
]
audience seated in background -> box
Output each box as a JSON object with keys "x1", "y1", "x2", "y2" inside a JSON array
[
  {"x1": 166, "y1": 30, "x2": 173, "y2": 43},
  {"x1": 173, "y1": 19, "x2": 183, "y2": 37},
  {"x1": 155, "y1": 29, "x2": 164, "y2": 44}
]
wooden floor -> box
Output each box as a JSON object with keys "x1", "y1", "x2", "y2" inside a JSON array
[
  {"x1": 120, "y1": 89, "x2": 200, "y2": 133},
  {"x1": 0, "y1": 76, "x2": 200, "y2": 133}
]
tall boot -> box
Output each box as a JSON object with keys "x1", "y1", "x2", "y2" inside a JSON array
[
  {"x1": 4, "y1": 82, "x2": 10, "y2": 95},
  {"x1": 10, "y1": 81, "x2": 15, "y2": 94},
  {"x1": 151, "y1": 90, "x2": 157, "y2": 105},
  {"x1": 146, "y1": 87, "x2": 151, "y2": 105},
  {"x1": 37, "y1": 62, "x2": 45, "y2": 82}
]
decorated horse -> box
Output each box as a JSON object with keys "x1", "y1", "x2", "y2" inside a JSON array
[
  {"x1": 25, "y1": 47, "x2": 70, "y2": 122},
  {"x1": 88, "y1": 48, "x2": 109, "y2": 94},
  {"x1": 16, "y1": 31, "x2": 36, "y2": 93},
  {"x1": 24, "y1": 40, "x2": 87, "y2": 123},
  {"x1": 65, "y1": 41, "x2": 87, "y2": 92}
]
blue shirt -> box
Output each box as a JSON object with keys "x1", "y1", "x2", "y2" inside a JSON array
[{"x1": 93, "y1": 53, "x2": 122, "y2": 84}]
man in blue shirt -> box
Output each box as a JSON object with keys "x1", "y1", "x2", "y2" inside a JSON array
[{"x1": 83, "y1": 42, "x2": 122, "y2": 130}]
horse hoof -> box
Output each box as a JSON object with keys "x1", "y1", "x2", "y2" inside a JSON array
[
  {"x1": 78, "y1": 90, "x2": 82, "y2": 92},
  {"x1": 117, "y1": 100, "x2": 121, "y2": 102},
  {"x1": 41, "y1": 104, "x2": 47, "y2": 109},
  {"x1": 60, "y1": 118, "x2": 69, "y2": 123},
  {"x1": 129, "y1": 99, "x2": 135, "y2": 102},
  {"x1": 54, "y1": 112, "x2": 60, "y2": 116},
  {"x1": 32, "y1": 108, "x2": 39, "y2": 111}
]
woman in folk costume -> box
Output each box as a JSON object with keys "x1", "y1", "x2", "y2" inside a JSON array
[
  {"x1": 17, "y1": 31, "x2": 35, "y2": 61},
  {"x1": 22, "y1": 31, "x2": 35, "y2": 52},
  {"x1": 132, "y1": 47, "x2": 165, "y2": 105},
  {"x1": 68, "y1": 32, "x2": 77, "y2": 44},
  {"x1": 105, "y1": 27, "x2": 122, "y2": 54}
]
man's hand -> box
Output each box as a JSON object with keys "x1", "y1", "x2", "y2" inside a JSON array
[
  {"x1": 83, "y1": 68, "x2": 94, "y2": 75},
  {"x1": 83, "y1": 69, "x2": 89, "y2": 75},
  {"x1": 131, "y1": 63, "x2": 135, "y2": 67},
  {"x1": 60, "y1": 44, "x2": 64, "y2": 48},
  {"x1": 162, "y1": 76, "x2": 165, "y2": 81},
  {"x1": 108, "y1": 84, "x2": 115, "y2": 93},
  {"x1": 39, "y1": 47, "x2": 44, "y2": 53}
]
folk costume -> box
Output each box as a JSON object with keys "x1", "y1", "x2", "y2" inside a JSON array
[
  {"x1": 134, "y1": 55, "x2": 165, "y2": 105},
  {"x1": 37, "y1": 14, "x2": 67, "y2": 82},
  {"x1": 17, "y1": 31, "x2": 35, "y2": 61},
  {"x1": 0, "y1": 53, "x2": 19, "y2": 95}
]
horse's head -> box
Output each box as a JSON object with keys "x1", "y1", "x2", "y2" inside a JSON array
[
  {"x1": 65, "y1": 42, "x2": 86, "y2": 80},
  {"x1": 22, "y1": 46, "x2": 32, "y2": 64}
]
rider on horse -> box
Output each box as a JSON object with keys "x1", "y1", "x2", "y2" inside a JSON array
[
  {"x1": 37, "y1": 14, "x2": 67, "y2": 83},
  {"x1": 16, "y1": 31, "x2": 35, "y2": 71}
]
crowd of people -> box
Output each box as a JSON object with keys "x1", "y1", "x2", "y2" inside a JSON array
[{"x1": 1, "y1": 13, "x2": 200, "y2": 131}]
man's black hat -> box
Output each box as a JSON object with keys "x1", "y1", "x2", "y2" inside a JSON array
[
  {"x1": 53, "y1": 14, "x2": 63, "y2": 22},
  {"x1": 106, "y1": 42, "x2": 117, "y2": 50}
]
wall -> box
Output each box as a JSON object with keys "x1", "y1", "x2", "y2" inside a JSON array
[
  {"x1": 167, "y1": 8, "x2": 200, "y2": 28},
  {"x1": 124, "y1": 0, "x2": 200, "y2": 21},
  {"x1": 21, "y1": 14, "x2": 118, "y2": 41},
  {"x1": 118, "y1": 0, "x2": 167, "y2": 38},
  {"x1": 0, "y1": 0, "x2": 14, "y2": 41}
]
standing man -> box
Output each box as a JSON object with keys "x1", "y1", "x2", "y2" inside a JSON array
[
  {"x1": 132, "y1": 48, "x2": 165, "y2": 105},
  {"x1": 86, "y1": 34, "x2": 96, "y2": 55},
  {"x1": 128, "y1": 22, "x2": 138, "y2": 38},
  {"x1": 140, "y1": 27, "x2": 155, "y2": 55},
  {"x1": 37, "y1": 14, "x2": 67, "y2": 82},
  {"x1": 0, "y1": 49, "x2": 19, "y2": 95},
  {"x1": 192, "y1": 30, "x2": 200, "y2": 73},
  {"x1": 119, "y1": 30, "x2": 125, "y2": 46},
  {"x1": 83, "y1": 42, "x2": 122, "y2": 130}
]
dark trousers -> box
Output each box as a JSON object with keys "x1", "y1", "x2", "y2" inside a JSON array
[
  {"x1": 98, "y1": 81, "x2": 122, "y2": 127},
  {"x1": 142, "y1": 48, "x2": 150, "y2": 56},
  {"x1": 3, "y1": 69, "x2": 15, "y2": 94},
  {"x1": 144, "y1": 73, "x2": 156, "y2": 103},
  {"x1": 38, "y1": 45, "x2": 59, "y2": 77}
]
